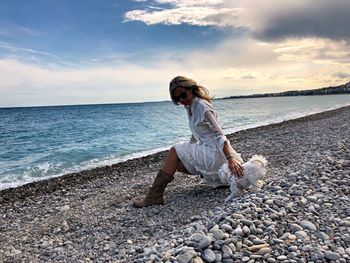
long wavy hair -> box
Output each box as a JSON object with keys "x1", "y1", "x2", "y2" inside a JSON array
[{"x1": 169, "y1": 76, "x2": 212, "y2": 105}]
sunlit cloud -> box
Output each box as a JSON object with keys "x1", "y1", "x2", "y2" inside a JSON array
[
  {"x1": 126, "y1": 0, "x2": 350, "y2": 41},
  {"x1": 0, "y1": 58, "x2": 181, "y2": 106},
  {"x1": 125, "y1": 0, "x2": 249, "y2": 28},
  {"x1": 273, "y1": 39, "x2": 350, "y2": 65}
]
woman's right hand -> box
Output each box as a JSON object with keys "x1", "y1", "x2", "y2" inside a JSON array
[{"x1": 227, "y1": 157, "x2": 244, "y2": 177}]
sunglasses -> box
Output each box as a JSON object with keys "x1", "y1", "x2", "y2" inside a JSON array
[{"x1": 174, "y1": 91, "x2": 188, "y2": 102}]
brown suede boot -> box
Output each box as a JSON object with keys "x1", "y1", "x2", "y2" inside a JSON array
[{"x1": 133, "y1": 170, "x2": 174, "y2": 208}]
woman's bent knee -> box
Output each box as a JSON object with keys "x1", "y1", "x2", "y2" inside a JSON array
[
  {"x1": 178, "y1": 162, "x2": 191, "y2": 174},
  {"x1": 169, "y1": 147, "x2": 179, "y2": 159}
]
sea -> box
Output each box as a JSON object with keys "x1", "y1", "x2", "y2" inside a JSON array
[{"x1": 1, "y1": 94, "x2": 350, "y2": 190}]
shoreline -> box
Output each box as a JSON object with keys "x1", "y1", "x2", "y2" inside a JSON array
[
  {"x1": 1, "y1": 105, "x2": 349, "y2": 202},
  {"x1": 1, "y1": 97, "x2": 350, "y2": 192},
  {"x1": 1, "y1": 105, "x2": 350, "y2": 262}
]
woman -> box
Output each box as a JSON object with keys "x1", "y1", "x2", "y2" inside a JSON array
[{"x1": 133, "y1": 76, "x2": 244, "y2": 208}]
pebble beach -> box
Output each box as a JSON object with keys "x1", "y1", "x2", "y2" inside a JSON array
[{"x1": 1, "y1": 105, "x2": 349, "y2": 263}]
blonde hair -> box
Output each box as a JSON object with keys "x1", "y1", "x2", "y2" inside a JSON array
[{"x1": 169, "y1": 76, "x2": 212, "y2": 105}]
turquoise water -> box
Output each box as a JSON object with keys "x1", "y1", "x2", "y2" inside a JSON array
[{"x1": 1, "y1": 94, "x2": 350, "y2": 190}]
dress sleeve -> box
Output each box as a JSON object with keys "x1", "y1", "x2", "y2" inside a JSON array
[
  {"x1": 203, "y1": 110, "x2": 229, "y2": 152},
  {"x1": 203, "y1": 110, "x2": 243, "y2": 163}
]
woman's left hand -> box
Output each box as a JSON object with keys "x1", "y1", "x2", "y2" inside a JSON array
[{"x1": 228, "y1": 157, "x2": 244, "y2": 177}]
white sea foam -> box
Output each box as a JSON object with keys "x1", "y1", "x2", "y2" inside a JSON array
[{"x1": 0, "y1": 146, "x2": 176, "y2": 190}]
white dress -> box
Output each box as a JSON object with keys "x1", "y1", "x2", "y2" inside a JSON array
[{"x1": 174, "y1": 97, "x2": 243, "y2": 187}]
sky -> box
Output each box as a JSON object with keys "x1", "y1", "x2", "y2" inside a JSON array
[{"x1": 0, "y1": 0, "x2": 350, "y2": 107}]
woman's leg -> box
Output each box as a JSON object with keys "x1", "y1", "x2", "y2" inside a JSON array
[
  {"x1": 133, "y1": 147, "x2": 189, "y2": 208},
  {"x1": 161, "y1": 147, "x2": 180, "y2": 175},
  {"x1": 162, "y1": 147, "x2": 191, "y2": 175}
]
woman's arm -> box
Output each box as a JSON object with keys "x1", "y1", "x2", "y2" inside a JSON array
[
  {"x1": 223, "y1": 141, "x2": 244, "y2": 177},
  {"x1": 204, "y1": 110, "x2": 244, "y2": 177}
]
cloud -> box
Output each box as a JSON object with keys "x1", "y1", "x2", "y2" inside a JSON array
[
  {"x1": 0, "y1": 58, "x2": 181, "y2": 106},
  {"x1": 124, "y1": 0, "x2": 248, "y2": 28},
  {"x1": 0, "y1": 41, "x2": 56, "y2": 58},
  {"x1": 332, "y1": 72, "x2": 350, "y2": 79},
  {"x1": 125, "y1": 0, "x2": 350, "y2": 41},
  {"x1": 272, "y1": 38, "x2": 350, "y2": 65},
  {"x1": 2, "y1": 32, "x2": 350, "y2": 107},
  {"x1": 256, "y1": 0, "x2": 350, "y2": 40},
  {"x1": 179, "y1": 35, "x2": 350, "y2": 93}
]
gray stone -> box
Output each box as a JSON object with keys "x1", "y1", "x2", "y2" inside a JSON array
[
  {"x1": 337, "y1": 247, "x2": 346, "y2": 255},
  {"x1": 277, "y1": 255, "x2": 288, "y2": 260},
  {"x1": 241, "y1": 219, "x2": 253, "y2": 226},
  {"x1": 232, "y1": 213, "x2": 244, "y2": 219},
  {"x1": 300, "y1": 220, "x2": 317, "y2": 231},
  {"x1": 252, "y1": 239, "x2": 266, "y2": 245},
  {"x1": 258, "y1": 247, "x2": 271, "y2": 255},
  {"x1": 306, "y1": 196, "x2": 318, "y2": 202},
  {"x1": 324, "y1": 251, "x2": 341, "y2": 260},
  {"x1": 222, "y1": 245, "x2": 233, "y2": 257},
  {"x1": 203, "y1": 249, "x2": 216, "y2": 263},
  {"x1": 209, "y1": 226, "x2": 225, "y2": 240},
  {"x1": 312, "y1": 250, "x2": 324, "y2": 260},
  {"x1": 267, "y1": 258, "x2": 276, "y2": 263},
  {"x1": 191, "y1": 233, "x2": 211, "y2": 249},
  {"x1": 236, "y1": 241, "x2": 243, "y2": 251},
  {"x1": 228, "y1": 243, "x2": 236, "y2": 253},
  {"x1": 176, "y1": 250, "x2": 197, "y2": 263},
  {"x1": 221, "y1": 224, "x2": 233, "y2": 232},
  {"x1": 215, "y1": 252, "x2": 222, "y2": 262},
  {"x1": 242, "y1": 225, "x2": 250, "y2": 236},
  {"x1": 288, "y1": 245, "x2": 298, "y2": 252},
  {"x1": 289, "y1": 223, "x2": 303, "y2": 232},
  {"x1": 317, "y1": 231, "x2": 329, "y2": 240},
  {"x1": 301, "y1": 245, "x2": 313, "y2": 252},
  {"x1": 234, "y1": 225, "x2": 243, "y2": 236},
  {"x1": 295, "y1": 231, "x2": 308, "y2": 239}
]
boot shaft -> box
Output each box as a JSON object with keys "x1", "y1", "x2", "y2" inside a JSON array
[{"x1": 133, "y1": 170, "x2": 174, "y2": 208}]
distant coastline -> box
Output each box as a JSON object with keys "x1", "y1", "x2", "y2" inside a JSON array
[{"x1": 223, "y1": 81, "x2": 350, "y2": 99}]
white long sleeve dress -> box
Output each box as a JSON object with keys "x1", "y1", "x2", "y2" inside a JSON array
[{"x1": 174, "y1": 97, "x2": 243, "y2": 187}]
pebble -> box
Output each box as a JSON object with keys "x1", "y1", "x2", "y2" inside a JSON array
[
  {"x1": 258, "y1": 247, "x2": 271, "y2": 255},
  {"x1": 193, "y1": 256, "x2": 204, "y2": 263},
  {"x1": 317, "y1": 231, "x2": 329, "y2": 240},
  {"x1": 277, "y1": 255, "x2": 288, "y2": 260},
  {"x1": 203, "y1": 249, "x2": 216, "y2": 263},
  {"x1": 191, "y1": 232, "x2": 211, "y2": 249},
  {"x1": 295, "y1": 231, "x2": 308, "y2": 239},
  {"x1": 222, "y1": 245, "x2": 233, "y2": 257},
  {"x1": 209, "y1": 225, "x2": 225, "y2": 240},
  {"x1": 288, "y1": 246, "x2": 298, "y2": 252},
  {"x1": 324, "y1": 251, "x2": 341, "y2": 260},
  {"x1": 176, "y1": 250, "x2": 197, "y2": 263},
  {"x1": 300, "y1": 220, "x2": 317, "y2": 231},
  {"x1": 289, "y1": 223, "x2": 303, "y2": 232}
]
